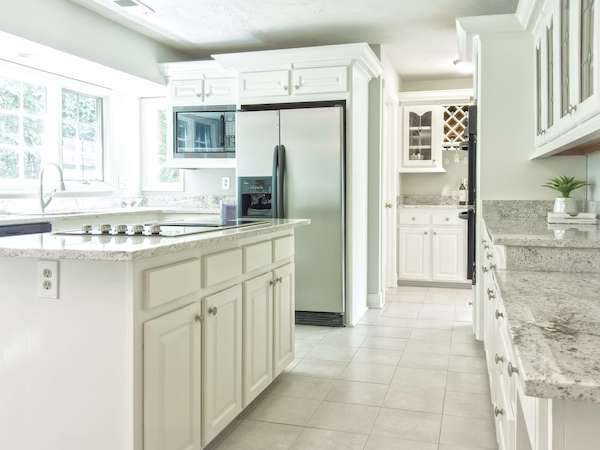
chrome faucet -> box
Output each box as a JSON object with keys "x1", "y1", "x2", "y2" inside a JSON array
[{"x1": 39, "y1": 163, "x2": 66, "y2": 213}]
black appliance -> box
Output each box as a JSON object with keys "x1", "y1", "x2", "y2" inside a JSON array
[
  {"x1": 173, "y1": 105, "x2": 235, "y2": 159},
  {"x1": 459, "y1": 104, "x2": 477, "y2": 284},
  {"x1": 238, "y1": 176, "x2": 273, "y2": 218},
  {"x1": 0, "y1": 222, "x2": 51, "y2": 237}
]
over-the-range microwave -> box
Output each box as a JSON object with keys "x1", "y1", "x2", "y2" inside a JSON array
[{"x1": 172, "y1": 105, "x2": 236, "y2": 159}]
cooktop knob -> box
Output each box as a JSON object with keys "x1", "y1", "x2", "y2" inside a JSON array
[
  {"x1": 100, "y1": 224, "x2": 112, "y2": 234},
  {"x1": 82, "y1": 225, "x2": 92, "y2": 234},
  {"x1": 115, "y1": 224, "x2": 128, "y2": 234},
  {"x1": 149, "y1": 224, "x2": 161, "y2": 235},
  {"x1": 132, "y1": 224, "x2": 145, "y2": 235}
]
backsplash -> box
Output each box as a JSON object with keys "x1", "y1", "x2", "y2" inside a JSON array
[
  {"x1": 483, "y1": 199, "x2": 600, "y2": 218},
  {"x1": 399, "y1": 194, "x2": 460, "y2": 205}
]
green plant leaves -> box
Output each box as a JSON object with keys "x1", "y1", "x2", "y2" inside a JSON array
[{"x1": 542, "y1": 176, "x2": 588, "y2": 198}]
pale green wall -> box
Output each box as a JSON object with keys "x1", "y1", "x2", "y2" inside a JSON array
[
  {"x1": 401, "y1": 152, "x2": 468, "y2": 197},
  {"x1": 0, "y1": 0, "x2": 189, "y2": 84},
  {"x1": 588, "y1": 152, "x2": 600, "y2": 202},
  {"x1": 401, "y1": 77, "x2": 473, "y2": 91}
]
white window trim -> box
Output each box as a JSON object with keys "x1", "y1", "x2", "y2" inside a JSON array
[{"x1": 0, "y1": 60, "x2": 117, "y2": 196}]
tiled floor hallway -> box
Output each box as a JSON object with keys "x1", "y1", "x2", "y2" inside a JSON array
[{"x1": 212, "y1": 286, "x2": 497, "y2": 450}]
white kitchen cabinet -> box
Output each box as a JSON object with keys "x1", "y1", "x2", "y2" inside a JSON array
[
  {"x1": 400, "y1": 105, "x2": 444, "y2": 173},
  {"x1": 397, "y1": 209, "x2": 468, "y2": 284},
  {"x1": 169, "y1": 79, "x2": 205, "y2": 107},
  {"x1": 273, "y1": 263, "x2": 295, "y2": 377},
  {"x1": 431, "y1": 227, "x2": 466, "y2": 282},
  {"x1": 202, "y1": 77, "x2": 237, "y2": 105},
  {"x1": 398, "y1": 226, "x2": 431, "y2": 281},
  {"x1": 203, "y1": 284, "x2": 243, "y2": 445},
  {"x1": 292, "y1": 66, "x2": 348, "y2": 95},
  {"x1": 144, "y1": 302, "x2": 202, "y2": 450},
  {"x1": 242, "y1": 273, "x2": 274, "y2": 407},
  {"x1": 239, "y1": 70, "x2": 290, "y2": 98}
]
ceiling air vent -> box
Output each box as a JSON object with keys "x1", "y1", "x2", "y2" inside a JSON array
[{"x1": 114, "y1": 0, "x2": 138, "y2": 6}]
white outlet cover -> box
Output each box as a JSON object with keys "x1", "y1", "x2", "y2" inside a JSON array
[
  {"x1": 222, "y1": 176, "x2": 231, "y2": 190},
  {"x1": 38, "y1": 260, "x2": 59, "y2": 299}
]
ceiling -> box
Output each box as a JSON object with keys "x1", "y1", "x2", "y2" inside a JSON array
[{"x1": 71, "y1": 0, "x2": 518, "y2": 81}]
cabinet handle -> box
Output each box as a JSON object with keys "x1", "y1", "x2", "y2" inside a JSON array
[
  {"x1": 194, "y1": 314, "x2": 202, "y2": 323},
  {"x1": 269, "y1": 280, "x2": 275, "y2": 286},
  {"x1": 486, "y1": 252, "x2": 494, "y2": 260},
  {"x1": 276, "y1": 277, "x2": 283, "y2": 283},
  {"x1": 507, "y1": 362, "x2": 519, "y2": 377},
  {"x1": 482, "y1": 265, "x2": 489, "y2": 273},
  {"x1": 433, "y1": 231, "x2": 437, "y2": 235},
  {"x1": 445, "y1": 217, "x2": 450, "y2": 222},
  {"x1": 489, "y1": 263, "x2": 496, "y2": 270},
  {"x1": 208, "y1": 306, "x2": 218, "y2": 316},
  {"x1": 411, "y1": 217, "x2": 416, "y2": 221},
  {"x1": 495, "y1": 353, "x2": 505, "y2": 364},
  {"x1": 494, "y1": 406, "x2": 504, "y2": 417},
  {"x1": 385, "y1": 202, "x2": 393, "y2": 209},
  {"x1": 495, "y1": 310, "x2": 504, "y2": 320},
  {"x1": 424, "y1": 231, "x2": 428, "y2": 235},
  {"x1": 205, "y1": 91, "x2": 212, "y2": 97},
  {"x1": 487, "y1": 288, "x2": 496, "y2": 300},
  {"x1": 283, "y1": 85, "x2": 289, "y2": 91},
  {"x1": 294, "y1": 84, "x2": 301, "y2": 90}
]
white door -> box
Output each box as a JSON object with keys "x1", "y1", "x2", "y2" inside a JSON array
[
  {"x1": 432, "y1": 227, "x2": 466, "y2": 282},
  {"x1": 242, "y1": 273, "x2": 274, "y2": 407},
  {"x1": 203, "y1": 285, "x2": 243, "y2": 445},
  {"x1": 144, "y1": 303, "x2": 202, "y2": 450},
  {"x1": 273, "y1": 263, "x2": 295, "y2": 377},
  {"x1": 398, "y1": 226, "x2": 431, "y2": 281},
  {"x1": 382, "y1": 99, "x2": 398, "y2": 291}
]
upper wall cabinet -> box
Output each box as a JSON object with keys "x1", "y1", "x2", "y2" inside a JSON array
[{"x1": 533, "y1": 0, "x2": 600, "y2": 157}]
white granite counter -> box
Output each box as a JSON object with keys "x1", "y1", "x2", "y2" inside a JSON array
[
  {"x1": 494, "y1": 269, "x2": 600, "y2": 402},
  {"x1": 398, "y1": 204, "x2": 465, "y2": 209},
  {"x1": 0, "y1": 219, "x2": 309, "y2": 261}
]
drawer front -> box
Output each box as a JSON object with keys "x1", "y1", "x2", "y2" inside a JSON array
[
  {"x1": 145, "y1": 258, "x2": 201, "y2": 309},
  {"x1": 204, "y1": 248, "x2": 243, "y2": 288},
  {"x1": 273, "y1": 236, "x2": 295, "y2": 261},
  {"x1": 292, "y1": 66, "x2": 348, "y2": 95},
  {"x1": 432, "y1": 212, "x2": 463, "y2": 226},
  {"x1": 240, "y1": 71, "x2": 290, "y2": 98},
  {"x1": 170, "y1": 79, "x2": 204, "y2": 105},
  {"x1": 203, "y1": 77, "x2": 236, "y2": 103},
  {"x1": 398, "y1": 212, "x2": 429, "y2": 225},
  {"x1": 244, "y1": 241, "x2": 273, "y2": 273}
]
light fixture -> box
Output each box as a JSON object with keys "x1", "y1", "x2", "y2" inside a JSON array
[{"x1": 453, "y1": 59, "x2": 473, "y2": 74}]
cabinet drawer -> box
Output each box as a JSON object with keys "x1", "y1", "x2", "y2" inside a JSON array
[
  {"x1": 144, "y1": 258, "x2": 201, "y2": 309},
  {"x1": 204, "y1": 248, "x2": 243, "y2": 288},
  {"x1": 244, "y1": 241, "x2": 273, "y2": 273},
  {"x1": 240, "y1": 70, "x2": 290, "y2": 98},
  {"x1": 170, "y1": 79, "x2": 204, "y2": 105},
  {"x1": 203, "y1": 77, "x2": 236, "y2": 103},
  {"x1": 273, "y1": 236, "x2": 295, "y2": 261},
  {"x1": 292, "y1": 66, "x2": 348, "y2": 95},
  {"x1": 432, "y1": 212, "x2": 463, "y2": 226},
  {"x1": 398, "y1": 212, "x2": 429, "y2": 225}
]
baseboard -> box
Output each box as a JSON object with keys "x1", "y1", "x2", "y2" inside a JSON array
[
  {"x1": 295, "y1": 311, "x2": 344, "y2": 327},
  {"x1": 397, "y1": 280, "x2": 472, "y2": 289},
  {"x1": 367, "y1": 292, "x2": 384, "y2": 309}
]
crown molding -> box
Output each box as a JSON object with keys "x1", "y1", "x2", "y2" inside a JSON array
[{"x1": 397, "y1": 88, "x2": 473, "y2": 105}]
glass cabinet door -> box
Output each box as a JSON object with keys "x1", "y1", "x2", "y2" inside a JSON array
[
  {"x1": 407, "y1": 110, "x2": 433, "y2": 162},
  {"x1": 560, "y1": 0, "x2": 571, "y2": 117},
  {"x1": 580, "y1": 0, "x2": 595, "y2": 102},
  {"x1": 536, "y1": 43, "x2": 543, "y2": 135},
  {"x1": 547, "y1": 19, "x2": 555, "y2": 128}
]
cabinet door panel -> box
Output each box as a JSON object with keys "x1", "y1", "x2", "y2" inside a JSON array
[
  {"x1": 203, "y1": 77, "x2": 236, "y2": 104},
  {"x1": 243, "y1": 273, "x2": 274, "y2": 406},
  {"x1": 203, "y1": 285, "x2": 243, "y2": 445},
  {"x1": 170, "y1": 79, "x2": 204, "y2": 106},
  {"x1": 432, "y1": 227, "x2": 466, "y2": 282},
  {"x1": 401, "y1": 105, "x2": 443, "y2": 171},
  {"x1": 144, "y1": 303, "x2": 202, "y2": 450},
  {"x1": 398, "y1": 226, "x2": 431, "y2": 281},
  {"x1": 240, "y1": 71, "x2": 290, "y2": 98},
  {"x1": 292, "y1": 66, "x2": 348, "y2": 95},
  {"x1": 273, "y1": 263, "x2": 295, "y2": 377}
]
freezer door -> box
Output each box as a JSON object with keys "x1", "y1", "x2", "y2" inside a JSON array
[
  {"x1": 279, "y1": 107, "x2": 344, "y2": 314},
  {"x1": 236, "y1": 110, "x2": 280, "y2": 177}
]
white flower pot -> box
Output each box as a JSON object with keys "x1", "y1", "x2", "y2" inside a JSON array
[{"x1": 553, "y1": 197, "x2": 578, "y2": 215}]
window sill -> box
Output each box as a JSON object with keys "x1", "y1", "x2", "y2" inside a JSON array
[{"x1": 0, "y1": 183, "x2": 116, "y2": 199}]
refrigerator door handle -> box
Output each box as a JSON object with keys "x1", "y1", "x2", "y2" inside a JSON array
[
  {"x1": 277, "y1": 145, "x2": 286, "y2": 218},
  {"x1": 272, "y1": 145, "x2": 279, "y2": 219}
]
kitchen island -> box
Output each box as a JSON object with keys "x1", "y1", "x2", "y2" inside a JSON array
[{"x1": 0, "y1": 217, "x2": 308, "y2": 450}]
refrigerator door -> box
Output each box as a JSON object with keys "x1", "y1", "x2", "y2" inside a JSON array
[
  {"x1": 236, "y1": 110, "x2": 280, "y2": 177},
  {"x1": 279, "y1": 107, "x2": 344, "y2": 314}
]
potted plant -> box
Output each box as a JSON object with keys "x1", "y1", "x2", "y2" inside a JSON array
[{"x1": 542, "y1": 176, "x2": 587, "y2": 215}]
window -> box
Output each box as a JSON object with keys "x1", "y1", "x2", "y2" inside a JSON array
[
  {"x1": 141, "y1": 97, "x2": 182, "y2": 191},
  {"x1": 0, "y1": 62, "x2": 107, "y2": 191}
]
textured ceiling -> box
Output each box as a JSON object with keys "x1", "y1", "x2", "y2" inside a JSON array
[{"x1": 71, "y1": 0, "x2": 518, "y2": 80}]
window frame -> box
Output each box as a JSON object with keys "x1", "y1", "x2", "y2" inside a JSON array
[{"x1": 0, "y1": 60, "x2": 113, "y2": 195}]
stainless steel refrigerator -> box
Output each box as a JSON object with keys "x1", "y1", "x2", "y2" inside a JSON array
[{"x1": 236, "y1": 105, "x2": 345, "y2": 326}]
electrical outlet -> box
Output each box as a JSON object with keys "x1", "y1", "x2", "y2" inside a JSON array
[
  {"x1": 38, "y1": 260, "x2": 59, "y2": 299},
  {"x1": 221, "y1": 176, "x2": 231, "y2": 190}
]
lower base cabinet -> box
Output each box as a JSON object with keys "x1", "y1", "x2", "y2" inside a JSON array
[
  {"x1": 203, "y1": 284, "x2": 243, "y2": 445},
  {"x1": 273, "y1": 263, "x2": 295, "y2": 377},
  {"x1": 144, "y1": 302, "x2": 202, "y2": 450}
]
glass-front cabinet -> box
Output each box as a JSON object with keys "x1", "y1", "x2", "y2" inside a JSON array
[
  {"x1": 400, "y1": 105, "x2": 444, "y2": 172},
  {"x1": 534, "y1": 0, "x2": 600, "y2": 156}
]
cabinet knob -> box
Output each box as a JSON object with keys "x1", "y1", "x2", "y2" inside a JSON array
[
  {"x1": 276, "y1": 276, "x2": 283, "y2": 283},
  {"x1": 445, "y1": 217, "x2": 450, "y2": 222},
  {"x1": 489, "y1": 263, "x2": 497, "y2": 270},
  {"x1": 433, "y1": 231, "x2": 437, "y2": 235},
  {"x1": 507, "y1": 362, "x2": 519, "y2": 377},
  {"x1": 283, "y1": 85, "x2": 289, "y2": 91},
  {"x1": 494, "y1": 353, "x2": 505, "y2": 364},
  {"x1": 495, "y1": 310, "x2": 504, "y2": 320},
  {"x1": 481, "y1": 265, "x2": 489, "y2": 273},
  {"x1": 208, "y1": 306, "x2": 218, "y2": 316},
  {"x1": 487, "y1": 288, "x2": 496, "y2": 300},
  {"x1": 194, "y1": 314, "x2": 202, "y2": 323},
  {"x1": 486, "y1": 252, "x2": 494, "y2": 260},
  {"x1": 424, "y1": 231, "x2": 428, "y2": 235},
  {"x1": 269, "y1": 280, "x2": 275, "y2": 286},
  {"x1": 494, "y1": 406, "x2": 504, "y2": 417},
  {"x1": 294, "y1": 84, "x2": 301, "y2": 90},
  {"x1": 384, "y1": 202, "x2": 393, "y2": 209},
  {"x1": 411, "y1": 217, "x2": 416, "y2": 221}
]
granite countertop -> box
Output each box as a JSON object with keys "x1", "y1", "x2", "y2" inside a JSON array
[
  {"x1": 399, "y1": 204, "x2": 465, "y2": 209},
  {"x1": 495, "y1": 269, "x2": 600, "y2": 402},
  {"x1": 485, "y1": 216, "x2": 600, "y2": 248},
  {"x1": 0, "y1": 219, "x2": 309, "y2": 261}
]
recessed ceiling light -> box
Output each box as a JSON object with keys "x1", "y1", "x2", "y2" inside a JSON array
[{"x1": 453, "y1": 59, "x2": 473, "y2": 74}]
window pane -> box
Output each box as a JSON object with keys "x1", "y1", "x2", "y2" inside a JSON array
[
  {"x1": 23, "y1": 83, "x2": 47, "y2": 115},
  {"x1": 0, "y1": 79, "x2": 20, "y2": 111},
  {"x1": 0, "y1": 113, "x2": 19, "y2": 145},
  {"x1": 24, "y1": 149, "x2": 41, "y2": 179},
  {"x1": 61, "y1": 89, "x2": 103, "y2": 182},
  {"x1": 0, "y1": 148, "x2": 18, "y2": 178},
  {"x1": 23, "y1": 117, "x2": 44, "y2": 147}
]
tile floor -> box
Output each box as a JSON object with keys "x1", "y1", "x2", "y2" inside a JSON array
[{"x1": 211, "y1": 286, "x2": 497, "y2": 450}]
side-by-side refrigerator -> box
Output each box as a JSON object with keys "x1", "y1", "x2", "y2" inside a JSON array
[{"x1": 236, "y1": 105, "x2": 346, "y2": 326}]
